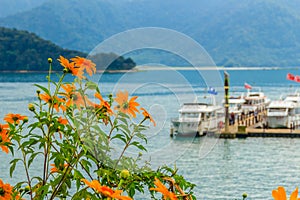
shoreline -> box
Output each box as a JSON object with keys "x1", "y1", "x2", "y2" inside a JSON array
[{"x1": 1, "y1": 66, "x2": 300, "y2": 73}]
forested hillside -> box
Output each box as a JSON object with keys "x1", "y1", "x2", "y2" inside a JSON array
[{"x1": 0, "y1": 27, "x2": 136, "y2": 71}]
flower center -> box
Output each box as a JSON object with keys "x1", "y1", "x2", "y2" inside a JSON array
[
  {"x1": 123, "y1": 102, "x2": 129, "y2": 109},
  {"x1": 12, "y1": 116, "x2": 19, "y2": 121},
  {"x1": 0, "y1": 187, "x2": 4, "y2": 196}
]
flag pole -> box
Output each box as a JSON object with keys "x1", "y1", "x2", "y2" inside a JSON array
[{"x1": 224, "y1": 71, "x2": 229, "y2": 132}]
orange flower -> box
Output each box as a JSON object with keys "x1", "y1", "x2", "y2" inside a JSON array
[
  {"x1": 39, "y1": 93, "x2": 51, "y2": 103},
  {"x1": 71, "y1": 56, "x2": 96, "y2": 76},
  {"x1": 150, "y1": 178, "x2": 178, "y2": 200},
  {"x1": 39, "y1": 93, "x2": 66, "y2": 112},
  {"x1": 94, "y1": 92, "x2": 113, "y2": 115},
  {"x1": 272, "y1": 186, "x2": 300, "y2": 200},
  {"x1": 0, "y1": 179, "x2": 13, "y2": 200},
  {"x1": 0, "y1": 125, "x2": 10, "y2": 153},
  {"x1": 58, "y1": 117, "x2": 68, "y2": 125},
  {"x1": 114, "y1": 91, "x2": 139, "y2": 118},
  {"x1": 58, "y1": 55, "x2": 84, "y2": 79},
  {"x1": 61, "y1": 83, "x2": 76, "y2": 107},
  {"x1": 50, "y1": 163, "x2": 69, "y2": 173},
  {"x1": 4, "y1": 113, "x2": 27, "y2": 125},
  {"x1": 140, "y1": 108, "x2": 156, "y2": 126},
  {"x1": 81, "y1": 179, "x2": 132, "y2": 200},
  {"x1": 72, "y1": 92, "x2": 93, "y2": 109},
  {"x1": 0, "y1": 124, "x2": 9, "y2": 135}
]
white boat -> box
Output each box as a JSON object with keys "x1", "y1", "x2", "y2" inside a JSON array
[
  {"x1": 171, "y1": 96, "x2": 224, "y2": 136},
  {"x1": 266, "y1": 100, "x2": 299, "y2": 128},
  {"x1": 218, "y1": 94, "x2": 246, "y2": 125},
  {"x1": 267, "y1": 92, "x2": 300, "y2": 128},
  {"x1": 242, "y1": 91, "x2": 271, "y2": 114}
]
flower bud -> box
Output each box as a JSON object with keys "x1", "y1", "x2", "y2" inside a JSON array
[
  {"x1": 36, "y1": 90, "x2": 41, "y2": 95},
  {"x1": 28, "y1": 103, "x2": 35, "y2": 112},
  {"x1": 23, "y1": 117, "x2": 28, "y2": 123},
  {"x1": 242, "y1": 193, "x2": 248, "y2": 199},
  {"x1": 24, "y1": 186, "x2": 30, "y2": 192},
  {"x1": 63, "y1": 68, "x2": 69, "y2": 73},
  {"x1": 48, "y1": 58, "x2": 53, "y2": 64},
  {"x1": 120, "y1": 169, "x2": 130, "y2": 179}
]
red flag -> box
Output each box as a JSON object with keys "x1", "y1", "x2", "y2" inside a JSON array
[
  {"x1": 295, "y1": 75, "x2": 300, "y2": 82},
  {"x1": 244, "y1": 83, "x2": 252, "y2": 89},
  {"x1": 287, "y1": 73, "x2": 295, "y2": 81}
]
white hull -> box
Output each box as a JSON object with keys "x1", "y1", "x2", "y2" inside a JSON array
[
  {"x1": 267, "y1": 116, "x2": 289, "y2": 128},
  {"x1": 267, "y1": 115, "x2": 300, "y2": 128},
  {"x1": 171, "y1": 116, "x2": 224, "y2": 136}
]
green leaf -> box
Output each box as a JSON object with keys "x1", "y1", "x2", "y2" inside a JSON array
[
  {"x1": 130, "y1": 141, "x2": 147, "y2": 151},
  {"x1": 28, "y1": 152, "x2": 42, "y2": 168},
  {"x1": 85, "y1": 81, "x2": 98, "y2": 90},
  {"x1": 34, "y1": 84, "x2": 51, "y2": 95},
  {"x1": 9, "y1": 158, "x2": 21, "y2": 177},
  {"x1": 118, "y1": 117, "x2": 128, "y2": 126},
  {"x1": 118, "y1": 124, "x2": 130, "y2": 135},
  {"x1": 112, "y1": 134, "x2": 127, "y2": 144}
]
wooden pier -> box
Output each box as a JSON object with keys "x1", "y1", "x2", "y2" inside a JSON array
[{"x1": 215, "y1": 111, "x2": 300, "y2": 139}]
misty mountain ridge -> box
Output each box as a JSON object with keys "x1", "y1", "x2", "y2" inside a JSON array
[{"x1": 1, "y1": 0, "x2": 300, "y2": 67}]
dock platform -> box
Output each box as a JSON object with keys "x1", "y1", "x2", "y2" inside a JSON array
[
  {"x1": 216, "y1": 122, "x2": 300, "y2": 139},
  {"x1": 215, "y1": 111, "x2": 300, "y2": 138}
]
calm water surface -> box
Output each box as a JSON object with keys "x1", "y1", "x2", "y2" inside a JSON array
[{"x1": 1, "y1": 69, "x2": 300, "y2": 199}]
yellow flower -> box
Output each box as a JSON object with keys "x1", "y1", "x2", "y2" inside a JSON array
[
  {"x1": 115, "y1": 90, "x2": 139, "y2": 118},
  {"x1": 272, "y1": 186, "x2": 300, "y2": 200},
  {"x1": 150, "y1": 178, "x2": 178, "y2": 200}
]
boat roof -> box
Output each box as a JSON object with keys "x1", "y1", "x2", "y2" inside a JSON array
[
  {"x1": 179, "y1": 103, "x2": 222, "y2": 113},
  {"x1": 268, "y1": 100, "x2": 295, "y2": 108},
  {"x1": 284, "y1": 94, "x2": 300, "y2": 102},
  {"x1": 228, "y1": 98, "x2": 246, "y2": 104},
  {"x1": 245, "y1": 92, "x2": 266, "y2": 99}
]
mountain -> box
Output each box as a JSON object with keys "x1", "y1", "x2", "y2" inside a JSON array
[
  {"x1": 1, "y1": 0, "x2": 300, "y2": 67},
  {"x1": 0, "y1": 0, "x2": 48, "y2": 18},
  {"x1": 0, "y1": 27, "x2": 136, "y2": 71}
]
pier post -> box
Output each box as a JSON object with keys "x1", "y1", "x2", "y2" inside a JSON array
[{"x1": 224, "y1": 71, "x2": 230, "y2": 132}]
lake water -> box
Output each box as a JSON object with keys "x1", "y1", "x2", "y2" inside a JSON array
[{"x1": 1, "y1": 68, "x2": 300, "y2": 199}]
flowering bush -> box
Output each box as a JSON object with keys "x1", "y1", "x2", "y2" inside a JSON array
[{"x1": 0, "y1": 56, "x2": 195, "y2": 199}]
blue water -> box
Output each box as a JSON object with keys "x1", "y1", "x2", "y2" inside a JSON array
[{"x1": 1, "y1": 69, "x2": 300, "y2": 199}]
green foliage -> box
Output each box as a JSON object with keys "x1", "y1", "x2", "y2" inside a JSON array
[{"x1": 0, "y1": 56, "x2": 195, "y2": 199}]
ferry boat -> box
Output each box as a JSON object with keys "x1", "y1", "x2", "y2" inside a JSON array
[
  {"x1": 224, "y1": 94, "x2": 246, "y2": 116},
  {"x1": 266, "y1": 92, "x2": 300, "y2": 128},
  {"x1": 242, "y1": 91, "x2": 270, "y2": 114},
  {"x1": 171, "y1": 96, "x2": 224, "y2": 137},
  {"x1": 266, "y1": 101, "x2": 299, "y2": 128}
]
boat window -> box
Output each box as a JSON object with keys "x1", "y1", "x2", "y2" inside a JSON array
[
  {"x1": 268, "y1": 108, "x2": 286, "y2": 112},
  {"x1": 206, "y1": 113, "x2": 210, "y2": 119},
  {"x1": 211, "y1": 112, "x2": 216, "y2": 117},
  {"x1": 182, "y1": 113, "x2": 199, "y2": 118}
]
